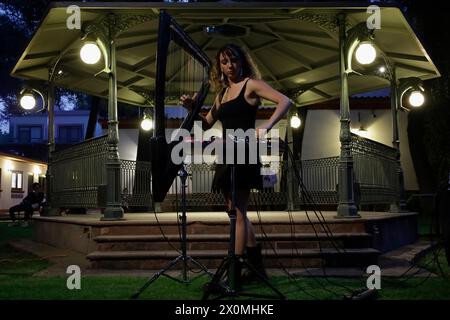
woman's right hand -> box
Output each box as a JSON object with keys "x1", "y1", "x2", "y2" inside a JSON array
[{"x1": 179, "y1": 93, "x2": 197, "y2": 112}]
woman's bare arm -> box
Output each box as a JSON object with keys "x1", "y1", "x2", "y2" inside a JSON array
[
  {"x1": 180, "y1": 93, "x2": 220, "y2": 130},
  {"x1": 248, "y1": 79, "x2": 292, "y2": 134}
]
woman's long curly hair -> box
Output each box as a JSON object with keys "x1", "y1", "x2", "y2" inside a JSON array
[{"x1": 210, "y1": 43, "x2": 261, "y2": 93}]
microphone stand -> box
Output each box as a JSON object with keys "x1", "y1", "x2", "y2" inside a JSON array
[{"x1": 131, "y1": 163, "x2": 214, "y2": 299}]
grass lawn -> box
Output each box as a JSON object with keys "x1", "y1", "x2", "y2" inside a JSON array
[{"x1": 1, "y1": 222, "x2": 450, "y2": 300}]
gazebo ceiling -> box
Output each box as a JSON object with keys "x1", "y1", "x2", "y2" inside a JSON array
[{"x1": 11, "y1": 1, "x2": 440, "y2": 107}]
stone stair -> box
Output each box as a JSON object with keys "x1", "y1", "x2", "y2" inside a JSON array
[{"x1": 86, "y1": 221, "x2": 380, "y2": 269}]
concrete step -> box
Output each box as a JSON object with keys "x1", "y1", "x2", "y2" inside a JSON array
[
  {"x1": 93, "y1": 233, "x2": 372, "y2": 251},
  {"x1": 93, "y1": 232, "x2": 371, "y2": 243},
  {"x1": 96, "y1": 221, "x2": 367, "y2": 236},
  {"x1": 87, "y1": 248, "x2": 380, "y2": 269}
]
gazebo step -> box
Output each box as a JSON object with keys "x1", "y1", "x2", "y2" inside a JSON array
[
  {"x1": 93, "y1": 232, "x2": 371, "y2": 243},
  {"x1": 93, "y1": 232, "x2": 372, "y2": 251},
  {"x1": 87, "y1": 248, "x2": 380, "y2": 269}
]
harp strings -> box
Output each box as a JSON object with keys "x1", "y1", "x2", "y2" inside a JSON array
[{"x1": 165, "y1": 36, "x2": 206, "y2": 121}]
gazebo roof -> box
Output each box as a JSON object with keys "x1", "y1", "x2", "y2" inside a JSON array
[{"x1": 11, "y1": 1, "x2": 440, "y2": 107}]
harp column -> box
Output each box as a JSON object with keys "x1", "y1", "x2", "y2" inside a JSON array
[
  {"x1": 336, "y1": 13, "x2": 359, "y2": 218},
  {"x1": 102, "y1": 13, "x2": 124, "y2": 220}
]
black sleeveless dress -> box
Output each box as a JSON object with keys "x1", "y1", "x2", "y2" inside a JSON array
[{"x1": 211, "y1": 79, "x2": 263, "y2": 193}]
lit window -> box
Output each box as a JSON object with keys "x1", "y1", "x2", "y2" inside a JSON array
[{"x1": 11, "y1": 171, "x2": 23, "y2": 191}]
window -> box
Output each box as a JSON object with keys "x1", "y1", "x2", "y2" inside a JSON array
[
  {"x1": 11, "y1": 171, "x2": 23, "y2": 191},
  {"x1": 18, "y1": 125, "x2": 43, "y2": 143},
  {"x1": 58, "y1": 125, "x2": 83, "y2": 144}
]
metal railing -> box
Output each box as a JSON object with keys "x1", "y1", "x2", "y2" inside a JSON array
[
  {"x1": 50, "y1": 134, "x2": 397, "y2": 211},
  {"x1": 52, "y1": 136, "x2": 152, "y2": 209},
  {"x1": 351, "y1": 134, "x2": 397, "y2": 205},
  {"x1": 294, "y1": 134, "x2": 397, "y2": 206},
  {"x1": 166, "y1": 162, "x2": 287, "y2": 208},
  {"x1": 52, "y1": 135, "x2": 108, "y2": 208},
  {"x1": 120, "y1": 160, "x2": 152, "y2": 208}
]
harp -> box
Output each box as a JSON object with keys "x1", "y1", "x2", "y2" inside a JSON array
[{"x1": 151, "y1": 11, "x2": 211, "y2": 202}]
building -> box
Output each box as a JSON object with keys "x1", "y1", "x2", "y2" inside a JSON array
[{"x1": 0, "y1": 152, "x2": 47, "y2": 211}]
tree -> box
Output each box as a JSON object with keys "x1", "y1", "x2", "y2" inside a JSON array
[{"x1": 401, "y1": 0, "x2": 450, "y2": 191}]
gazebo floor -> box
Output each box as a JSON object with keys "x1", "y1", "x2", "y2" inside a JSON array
[{"x1": 32, "y1": 211, "x2": 418, "y2": 270}]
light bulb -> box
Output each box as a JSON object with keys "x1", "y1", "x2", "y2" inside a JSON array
[
  {"x1": 80, "y1": 42, "x2": 101, "y2": 65},
  {"x1": 355, "y1": 43, "x2": 377, "y2": 65},
  {"x1": 140, "y1": 118, "x2": 153, "y2": 131},
  {"x1": 290, "y1": 114, "x2": 301, "y2": 129},
  {"x1": 408, "y1": 90, "x2": 425, "y2": 107},
  {"x1": 20, "y1": 94, "x2": 36, "y2": 110}
]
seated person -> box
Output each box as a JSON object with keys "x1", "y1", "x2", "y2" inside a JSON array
[{"x1": 9, "y1": 182, "x2": 44, "y2": 227}]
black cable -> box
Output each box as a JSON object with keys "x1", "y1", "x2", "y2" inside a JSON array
[
  {"x1": 246, "y1": 138, "x2": 356, "y2": 296},
  {"x1": 251, "y1": 193, "x2": 321, "y2": 299},
  {"x1": 281, "y1": 139, "x2": 347, "y2": 255},
  {"x1": 281, "y1": 140, "x2": 356, "y2": 294},
  {"x1": 152, "y1": 205, "x2": 182, "y2": 254},
  {"x1": 252, "y1": 189, "x2": 351, "y2": 298}
]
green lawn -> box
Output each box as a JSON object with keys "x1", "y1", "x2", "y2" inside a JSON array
[{"x1": 0, "y1": 222, "x2": 449, "y2": 300}]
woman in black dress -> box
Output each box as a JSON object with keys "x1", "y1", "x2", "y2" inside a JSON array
[{"x1": 181, "y1": 44, "x2": 292, "y2": 282}]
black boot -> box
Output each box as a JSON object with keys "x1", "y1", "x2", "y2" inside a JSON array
[
  {"x1": 203, "y1": 256, "x2": 243, "y2": 294},
  {"x1": 242, "y1": 244, "x2": 268, "y2": 284}
]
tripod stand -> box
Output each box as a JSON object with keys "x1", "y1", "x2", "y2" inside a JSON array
[
  {"x1": 131, "y1": 164, "x2": 214, "y2": 299},
  {"x1": 202, "y1": 161, "x2": 285, "y2": 300}
]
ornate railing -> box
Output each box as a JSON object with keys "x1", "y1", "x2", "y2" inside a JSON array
[
  {"x1": 351, "y1": 134, "x2": 397, "y2": 205},
  {"x1": 120, "y1": 160, "x2": 152, "y2": 208},
  {"x1": 50, "y1": 134, "x2": 397, "y2": 211},
  {"x1": 52, "y1": 135, "x2": 108, "y2": 208},
  {"x1": 293, "y1": 134, "x2": 397, "y2": 206},
  {"x1": 52, "y1": 136, "x2": 152, "y2": 209},
  {"x1": 295, "y1": 157, "x2": 340, "y2": 205},
  {"x1": 166, "y1": 161, "x2": 287, "y2": 208}
]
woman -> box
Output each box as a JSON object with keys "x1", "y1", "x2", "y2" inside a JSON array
[{"x1": 181, "y1": 43, "x2": 292, "y2": 285}]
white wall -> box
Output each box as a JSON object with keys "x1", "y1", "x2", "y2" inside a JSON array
[
  {"x1": 0, "y1": 155, "x2": 47, "y2": 210},
  {"x1": 302, "y1": 110, "x2": 341, "y2": 159},
  {"x1": 302, "y1": 108, "x2": 419, "y2": 191}
]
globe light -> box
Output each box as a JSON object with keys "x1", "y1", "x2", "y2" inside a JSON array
[
  {"x1": 140, "y1": 117, "x2": 153, "y2": 131},
  {"x1": 408, "y1": 90, "x2": 425, "y2": 107},
  {"x1": 379, "y1": 66, "x2": 386, "y2": 73},
  {"x1": 80, "y1": 42, "x2": 102, "y2": 65},
  {"x1": 290, "y1": 114, "x2": 301, "y2": 129},
  {"x1": 355, "y1": 43, "x2": 377, "y2": 65},
  {"x1": 20, "y1": 94, "x2": 36, "y2": 110}
]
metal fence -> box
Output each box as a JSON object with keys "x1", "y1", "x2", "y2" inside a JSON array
[
  {"x1": 52, "y1": 135, "x2": 108, "y2": 208},
  {"x1": 120, "y1": 160, "x2": 152, "y2": 208},
  {"x1": 351, "y1": 134, "x2": 397, "y2": 205},
  {"x1": 294, "y1": 134, "x2": 397, "y2": 206},
  {"x1": 50, "y1": 134, "x2": 397, "y2": 211},
  {"x1": 52, "y1": 135, "x2": 153, "y2": 209},
  {"x1": 166, "y1": 162, "x2": 287, "y2": 208}
]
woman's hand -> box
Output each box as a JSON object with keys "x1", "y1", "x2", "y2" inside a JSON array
[{"x1": 179, "y1": 93, "x2": 197, "y2": 112}]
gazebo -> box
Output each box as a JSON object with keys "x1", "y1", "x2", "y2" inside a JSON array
[{"x1": 10, "y1": 1, "x2": 440, "y2": 269}]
